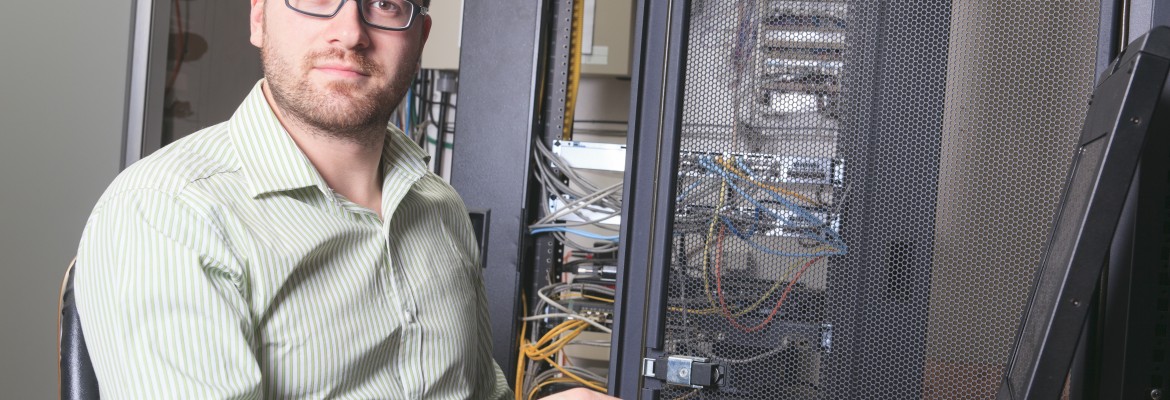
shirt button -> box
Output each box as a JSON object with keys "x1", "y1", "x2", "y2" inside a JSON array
[{"x1": 404, "y1": 309, "x2": 415, "y2": 323}]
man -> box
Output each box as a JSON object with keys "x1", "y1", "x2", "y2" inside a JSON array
[{"x1": 75, "y1": 0, "x2": 613, "y2": 398}]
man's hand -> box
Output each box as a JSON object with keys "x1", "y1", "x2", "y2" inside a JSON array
[{"x1": 540, "y1": 387, "x2": 621, "y2": 400}]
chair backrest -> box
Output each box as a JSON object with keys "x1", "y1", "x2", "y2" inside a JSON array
[{"x1": 59, "y1": 259, "x2": 99, "y2": 399}]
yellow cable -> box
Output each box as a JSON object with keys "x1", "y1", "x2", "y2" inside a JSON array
[
  {"x1": 531, "y1": 320, "x2": 585, "y2": 351},
  {"x1": 527, "y1": 322, "x2": 588, "y2": 359},
  {"x1": 699, "y1": 178, "x2": 730, "y2": 311},
  {"x1": 670, "y1": 251, "x2": 835, "y2": 315},
  {"x1": 516, "y1": 292, "x2": 529, "y2": 400},
  {"x1": 541, "y1": 357, "x2": 608, "y2": 393},
  {"x1": 527, "y1": 378, "x2": 606, "y2": 400},
  {"x1": 563, "y1": 0, "x2": 585, "y2": 140},
  {"x1": 527, "y1": 321, "x2": 576, "y2": 356},
  {"x1": 520, "y1": 320, "x2": 585, "y2": 397},
  {"x1": 667, "y1": 306, "x2": 721, "y2": 315},
  {"x1": 674, "y1": 155, "x2": 831, "y2": 315},
  {"x1": 729, "y1": 246, "x2": 830, "y2": 317},
  {"x1": 519, "y1": 320, "x2": 606, "y2": 394},
  {"x1": 716, "y1": 156, "x2": 817, "y2": 205},
  {"x1": 528, "y1": 378, "x2": 591, "y2": 400},
  {"x1": 582, "y1": 295, "x2": 614, "y2": 303},
  {"x1": 555, "y1": 288, "x2": 613, "y2": 304},
  {"x1": 516, "y1": 340, "x2": 528, "y2": 400},
  {"x1": 531, "y1": 327, "x2": 582, "y2": 362}
]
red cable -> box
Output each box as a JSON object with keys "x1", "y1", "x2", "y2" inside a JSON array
[
  {"x1": 714, "y1": 225, "x2": 731, "y2": 316},
  {"x1": 715, "y1": 224, "x2": 823, "y2": 333}
]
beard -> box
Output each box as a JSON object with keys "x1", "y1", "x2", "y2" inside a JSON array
[{"x1": 261, "y1": 43, "x2": 415, "y2": 145}]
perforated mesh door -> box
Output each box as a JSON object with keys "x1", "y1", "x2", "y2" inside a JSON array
[{"x1": 662, "y1": 1, "x2": 1100, "y2": 398}]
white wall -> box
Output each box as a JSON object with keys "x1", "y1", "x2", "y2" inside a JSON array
[{"x1": 0, "y1": 2, "x2": 132, "y2": 397}]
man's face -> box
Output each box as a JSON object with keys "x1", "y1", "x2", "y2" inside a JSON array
[{"x1": 249, "y1": 0, "x2": 430, "y2": 142}]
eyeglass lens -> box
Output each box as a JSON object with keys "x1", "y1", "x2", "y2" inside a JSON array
[{"x1": 287, "y1": 0, "x2": 417, "y2": 30}]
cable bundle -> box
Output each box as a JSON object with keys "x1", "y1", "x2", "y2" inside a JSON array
[
  {"x1": 680, "y1": 154, "x2": 847, "y2": 256},
  {"x1": 669, "y1": 153, "x2": 848, "y2": 344},
  {"x1": 516, "y1": 283, "x2": 614, "y2": 399},
  {"x1": 529, "y1": 141, "x2": 623, "y2": 253}
]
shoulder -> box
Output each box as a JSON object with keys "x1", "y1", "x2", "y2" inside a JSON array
[
  {"x1": 97, "y1": 123, "x2": 240, "y2": 210},
  {"x1": 412, "y1": 174, "x2": 474, "y2": 229},
  {"x1": 80, "y1": 123, "x2": 246, "y2": 273},
  {"x1": 410, "y1": 174, "x2": 481, "y2": 260},
  {"x1": 85, "y1": 123, "x2": 246, "y2": 255}
]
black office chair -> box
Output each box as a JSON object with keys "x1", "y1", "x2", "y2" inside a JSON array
[{"x1": 58, "y1": 258, "x2": 100, "y2": 400}]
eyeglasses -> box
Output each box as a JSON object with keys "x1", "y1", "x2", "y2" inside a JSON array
[{"x1": 285, "y1": 0, "x2": 428, "y2": 31}]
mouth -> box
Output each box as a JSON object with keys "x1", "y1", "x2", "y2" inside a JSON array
[{"x1": 313, "y1": 63, "x2": 371, "y2": 78}]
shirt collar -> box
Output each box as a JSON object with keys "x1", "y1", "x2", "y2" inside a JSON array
[
  {"x1": 230, "y1": 80, "x2": 434, "y2": 200},
  {"x1": 230, "y1": 80, "x2": 330, "y2": 198},
  {"x1": 380, "y1": 124, "x2": 430, "y2": 180},
  {"x1": 378, "y1": 122, "x2": 431, "y2": 216}
]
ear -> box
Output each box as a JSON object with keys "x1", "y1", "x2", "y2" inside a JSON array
[
  {"x1": 411, "y1": 16, "x2": 432, "y2": 72},
  {"x1": 249, "y1": 0, "x2": 266, "y2": 48},
  {"x1": 419, "y1": 15, "x2": 432, "y2": 50}
]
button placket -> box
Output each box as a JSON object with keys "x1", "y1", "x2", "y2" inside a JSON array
[
  {"x1": 378, "y1": 152, "x2": 426, "y2": 397},
  {"x1": 384, "y1": 235, "x2": 419, "y2": 326},
  {"x1": 393, "y1": 259, "x2": 418, "y2": 325},
  {"x1": 380, "y1": 178, "x2": 422, "y2": 327},
  {"x1": 384, "y1": 225, "x2": 426, "y2": 398},
  {"x1": 375, "y1": 226, "x2": 415, "y2": 398}
]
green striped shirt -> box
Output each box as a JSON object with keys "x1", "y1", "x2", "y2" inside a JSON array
[{"x1": 75, "y1": 81, "x2": 511, "y2": 399}]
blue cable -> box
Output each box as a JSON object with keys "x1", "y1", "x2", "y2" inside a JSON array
[
  {"x1": 677, "y1": 178, "x2": 706, "y2": 202},
  {"x1": 697, "y1": 157, "x2": 808, "y2": 228},
  {"x1": 404, "y1": 87, "x2": 413, "y2": 132},
  {"x1": 731, "y1": 157, "x2": 827, "y2": 227},
  {"x1": 718, "y1": 177, "x2": 837, "y2": 249},
  {"x1": 722, "y1": 156, "x2": 848, "y2": 250},
  {"x1": 721, "y1": 216, "x2": 846, "y2": 257},
  {"x1": 530, "y1": 227, "x2": 620, "y2": 242},
  {"x1": 698, "y1": 155, "x2": 849, "y2": 253},
  {"x1": 719, "y1": 206, "x2": 761, "y2": 240},
  {"x1": 720, "y1": 216, "x2": 749, "y2": 240}
]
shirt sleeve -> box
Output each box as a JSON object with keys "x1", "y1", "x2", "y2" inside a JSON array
[
  {"x1": 475, "y1": 273, "x2": 516, "y2": 400},
  {"x1": 74, "y1": 188, "x2": 262, "y2": 399}
]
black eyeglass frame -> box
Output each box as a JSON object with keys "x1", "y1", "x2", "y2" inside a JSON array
[{"x1": 284, "y1": 0, "x2": 429, "y2": 31}]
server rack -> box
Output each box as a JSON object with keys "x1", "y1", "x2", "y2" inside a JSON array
[
  {"x1": 452, "y1": 0, "x2": 616, "y2": 386},
  {"x1": 449, "y1": 0, "x2": 551, "y2": 381},
  {"x1": 611, "y1": 0, "x2": 1123, "y2": 399}
]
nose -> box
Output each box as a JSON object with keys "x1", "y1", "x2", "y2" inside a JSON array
[{"x1": 322, "y1": 0, "x2": 370, "y2": 50}]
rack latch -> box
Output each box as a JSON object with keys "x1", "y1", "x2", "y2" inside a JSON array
[{"x1": 642, "y1": 355, "x2": 721, "y2": 388}]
